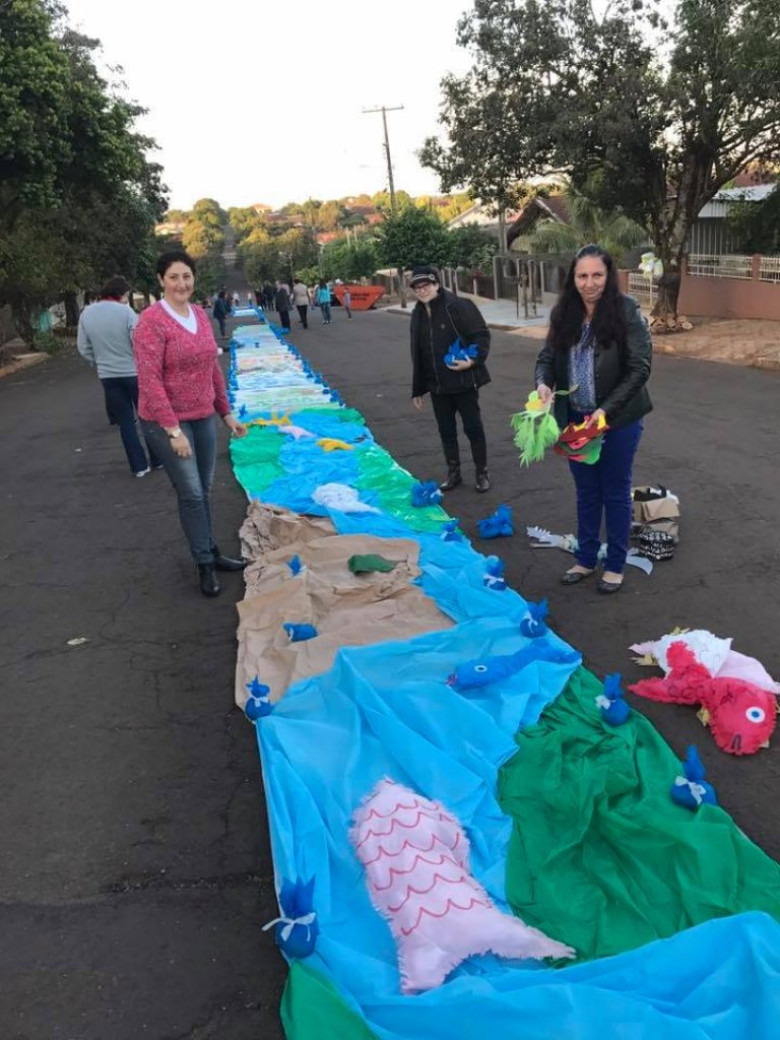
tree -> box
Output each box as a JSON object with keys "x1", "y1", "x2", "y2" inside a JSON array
[
  {"x1": 524, "y1": 189, "x2": 648, "y2": 264},
  {"x1": 372, "y1": 189, "x2": 413, "y2": 214},
  {"x1": 376, "y1": 207, "x2": 451, "y2": 271},
  {"x1": 321, "y1": 238, "x2": 380, "y2": 281},
  {"x1": 446, "y1": 225, "x2": 498, "y2": 272},
  {"x1": 726, "y1": 185, "x2": 780, "y2": 254},
  {"x1": 0, "y1": 3, "x2": 167, "y2": 340},
  {"x1": 421, "y1": 0, "x2": 780, "y2": 324}
]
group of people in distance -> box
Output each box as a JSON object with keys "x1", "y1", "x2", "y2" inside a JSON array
[
  {"x1": 76, "y1": 242, "x2": 650, "y2": 599},
  {"x1": 262, "y1": 279, "x2": 352, "y2": 332}
]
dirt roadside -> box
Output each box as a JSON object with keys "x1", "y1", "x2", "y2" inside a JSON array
[{"x1": 514, "y1": 316, "x2": 780, "y2": 370}]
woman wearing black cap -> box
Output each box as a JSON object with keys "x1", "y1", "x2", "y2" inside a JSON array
[{"x1": 409, "y1": 265, "x2": 492, "y2": 492}]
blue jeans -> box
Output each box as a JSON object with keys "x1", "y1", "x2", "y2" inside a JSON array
[
  {"x1": 568, "y1": 418, "x2": 643, "y2": 574},
  {"x1": 101, "y1": 377, "x2": 161, "y2": 474},
  {"x1": 320, "y1": 302, "x2": 331, "y2": 322},
  {"x1": 141, "y1": 416, "x2": 218, "y2": 563}
]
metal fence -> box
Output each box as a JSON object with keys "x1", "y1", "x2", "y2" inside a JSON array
[
  {"x1": 759, "y1": 256, "x2": 780, "y2": 284},
  {"x1": 687, "y1": 254, "x2": 753, "y2": 279},
  {"x1": 627, "y1": 272, "x2": 655, "y2": 306}
]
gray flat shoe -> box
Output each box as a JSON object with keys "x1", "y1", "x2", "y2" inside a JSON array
[
  {"x1": 598, "y1": 577, "x2": 623, "y2": 594},
  {"x1": 561, "y1": 567, "x2": 595, "y2": 585}
]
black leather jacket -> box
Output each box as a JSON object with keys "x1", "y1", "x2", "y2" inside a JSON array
[
  {"x1": 535, "y1": 294, "x2": 652, "y2": 429},
  {"x1": 411, "y1": 288, "x2": 491, "y2": 397}
]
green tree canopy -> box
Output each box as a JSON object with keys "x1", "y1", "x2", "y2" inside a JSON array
[
  {"x1": 376, "y1": 207, "x2": 451, "y2": 270},
  {"x1": 421, "y1": 0, "x2": 780, "y2": 320},
  {"x1": 0, "y1": 2, "x2": 168, "y2": 340}
]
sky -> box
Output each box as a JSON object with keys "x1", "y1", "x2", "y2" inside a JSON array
[{"x1": 61, "y1": 0, "x2": 475, "y2": 211}]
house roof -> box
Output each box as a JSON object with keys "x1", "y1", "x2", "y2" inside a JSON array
[{"x1": 698, "y1": 183, "x2": 776, "y2": 219}]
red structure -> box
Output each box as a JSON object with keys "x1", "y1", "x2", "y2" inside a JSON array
[{"x1": 333, "y1": 284, "x2": 385, "y2": 311}]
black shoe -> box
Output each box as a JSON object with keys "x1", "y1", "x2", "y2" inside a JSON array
[
  {"x1": 198, "y1": 563, "x2": 221, "y2": 597},
  {"x1": 211, "y1": 544, "x2": 247, "y2": 571},
  {"x1": 439, "y1": 466, "x2": 462, "y2": 492},
  {"x1": 475, "y1": 470, "x2": 491, "y2": 493}
]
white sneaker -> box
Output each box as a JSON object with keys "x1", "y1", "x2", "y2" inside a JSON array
[{"x1": 134, "y1": 468, "x2": 151, "y2": 478}]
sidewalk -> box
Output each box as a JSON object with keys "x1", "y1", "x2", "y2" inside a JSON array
[
  {"x1": 383, "y1": 296, "x2": 780, "y2": 370},
  {"x1": 383, "y1": 292, "x2": 550, "y2": 331}
]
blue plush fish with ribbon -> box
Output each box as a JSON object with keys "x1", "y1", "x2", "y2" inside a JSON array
[
  {"x1": 283, "y1": 623, "x2": 318, "y2": 642},
  {"x1": 595, "y1": 672, "x2": 631, "y2": 725},
  {"x1": 519, "y1": 599, "x2": 549, "y2": 638},
  {"x1": 478, "y1": 504, "x2": 514, "y2": 539},
  {"x1": 262, "y1": 877, "x2": 318, "y2": 959},
  {"x1": 671, "y1": 746, "x2": 718, "y2": 810},
  {"x1": 483, "y1": 555, "x2": 506, "y2": 590},
  {"x1": 244, "y1": 677, "x2": 273, "y2": 720},
  {"x1": 444, "y1": 338, "x2": 480, "y2": 367},
  {"x1": 411, "y1": 480, "x2": 443, "y2": 507},
  {"x1": 441, "y1": 518, "x2": 463, "y2": 542}
]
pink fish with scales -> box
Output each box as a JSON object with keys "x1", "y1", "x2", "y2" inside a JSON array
[{"x1": 350, "y1": 778, "x2": 575, "y2": 993}]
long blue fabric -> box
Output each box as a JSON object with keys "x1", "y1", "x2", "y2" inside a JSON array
[{"x1": 229, "y1": 324, "x2": 780, "y2": 1039}]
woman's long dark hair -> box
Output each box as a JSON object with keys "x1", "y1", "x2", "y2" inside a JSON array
[{"x1": 548, "y1": 244, "x2": 626, "y2": 351}]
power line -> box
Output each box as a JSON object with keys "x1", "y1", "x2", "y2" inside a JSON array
[{"x1": 362, "y1": 106, "x2": 404, "y2": 215}]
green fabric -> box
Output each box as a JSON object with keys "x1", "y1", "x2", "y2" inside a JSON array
[
  {"x1": 295, "y1": 406, "x2": 366, "y2": 426},
  {"x1": 356, "y1": 446, "x2": 449, "y2": 532},
  {"x1": 348, "y1": 553, "x2": 398, "y2": 574},
  {"x1": 229, "y1": 426, "x2": 284, "y2": 496},
  {"x1": 281, "y1": 962, "x2": 378, "y2": 1040},
  {"x1": 498, "y1": 667, "x2": 780, "y2": 963}
]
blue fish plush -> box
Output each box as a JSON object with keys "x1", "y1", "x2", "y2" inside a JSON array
[
  {"x1": 477, "y1": 504, "x2": 514, "y2": 539},
  {"x1": 244, "y1": 677, "x2": 273, "y2": 720},
  {"x1": 595, "y1": 672, "x2": 631, "y2": 725},
  {"x1": 483, "y1": 555, "x2": 507, "y2": 590},
  {"x1": 444, "y1": 338, "x2": 479, "y2": 367},
  {"x1": 283, "y1": 623, "x2": 318, "y2": 642},
  {"x1": 411, "y1": 480, "x2": 443, "y2": 507},
  {"x1": 671, "y1": 746, "x2": 718, "y2": 810},
  {"x1": 287, "y1": 554, "x2": 304, "y2": 576},
  {"x1": 262, "y1": 877, "x2": 318, "y2": 959},
  {"x1": 520, "y1": 599, "x2": 549, "y2": 638},
  {"x1": 441, "y1": 518, "x2": 464, "y2": 542},
  {"x1": 448, "y1": 643, "x2": 578, "y2": 691}
]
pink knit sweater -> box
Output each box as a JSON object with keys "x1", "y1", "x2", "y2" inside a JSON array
[{"x1": 133, "y1": 302, "x2": 230, "y2": 429}]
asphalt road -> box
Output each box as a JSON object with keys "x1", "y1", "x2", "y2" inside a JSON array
[{"x1": 1, "y1": 304, "x2": 778, "y2": 1039}]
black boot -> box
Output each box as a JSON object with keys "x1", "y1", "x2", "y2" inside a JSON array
[
  {"x1": 198, "y1": 563, "x2": 221, "y2": 597},
  {"x1": 439, "y1": 463, "x2": 462, "y2": 492},
  {"x1": 211, "y1": 543, "x2": 247, "y2": 571},
  {"x1": 475, "y1": 470, "x2": 491, "y2": 493}
]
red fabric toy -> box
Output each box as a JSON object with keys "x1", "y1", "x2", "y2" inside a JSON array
[{"x1": 629, "y1": 641, "x2": 776, "y2": 755}]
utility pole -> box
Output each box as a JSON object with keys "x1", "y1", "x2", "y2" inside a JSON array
[
  {"x1": 363, "y1": 104, "x2": 405, "y2": 303},
  {"x1": 363, "y1": 105, "x2": 404, "y2": 215}
]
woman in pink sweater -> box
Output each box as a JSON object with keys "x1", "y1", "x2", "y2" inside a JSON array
[{"x1": 134, "y1": 250, "x2": 247, "y2": 597}]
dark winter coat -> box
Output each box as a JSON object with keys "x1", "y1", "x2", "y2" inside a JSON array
[
  {"x1": 410, "y1": 288, "x2": 491, "y2": 397},
  {"x1": 274, "y1": 287, "x2": 291, "y2": 312},
  {"x1": 535, "y1": 294, "x2": 653, "y2": 430}
]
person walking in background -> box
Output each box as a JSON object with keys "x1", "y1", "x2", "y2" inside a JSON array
[
  {"x1": 316, "y1": 279, "x2": 332, "y2": 324},
  {"x1": 342, "y1": 286, "x2": 353, "y2": 319},
  {"x1": 77, "y1": 276, "x2": 162, "y2": 477},
  {"x1": 212, "y1": 290, "x2": 230, "y2": 339},
  {"x1": 133, "y1": 250, "x2": 248, "y2": 598},
  {"x1": 535, "y1": 243, "x2": 653, "y2": 594},
  {"x1": 409, "y1": 264, "x2": 492, "y2": 493},
  {"x1": 274, "y1": 280, "x2": 292, "y2": 331},
  {"x1": 291, "y1": 277, "x2": 310, "y2": 329},
  {"x1": 263, "y1": 283, "x2": 275, "y2": 311}
]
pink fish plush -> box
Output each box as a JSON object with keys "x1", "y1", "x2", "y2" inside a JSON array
[
  {"x1": 630, "y1": 641, "x2": 776, "y2": 755},
  {"x1": 350, "y1": 779, "x2": 575, "y2": 993}
]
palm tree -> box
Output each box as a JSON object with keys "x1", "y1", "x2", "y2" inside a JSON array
[{"x1": 525, "y1": 190, "x2": 648, "y2": 263}]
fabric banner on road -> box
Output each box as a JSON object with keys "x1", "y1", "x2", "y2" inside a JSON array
[{"x1": 227, "y1": 323, "x2": 780, "y2": 1039}]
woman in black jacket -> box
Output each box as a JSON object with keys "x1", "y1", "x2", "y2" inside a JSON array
[
  {"x1": 410, "y1": 266, "x2": 492, "y2": 492},
  {"x1": 535, "y1": 244, "x2": 652, "y2": 593}
]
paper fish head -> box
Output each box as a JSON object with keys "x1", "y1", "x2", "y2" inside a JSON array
[
  {"x1": 448, "y1": 658, "x2": 508, "y2": 691},
  {"x1": 708, "y1": 682, "x2": 776, "y2": 755}
]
